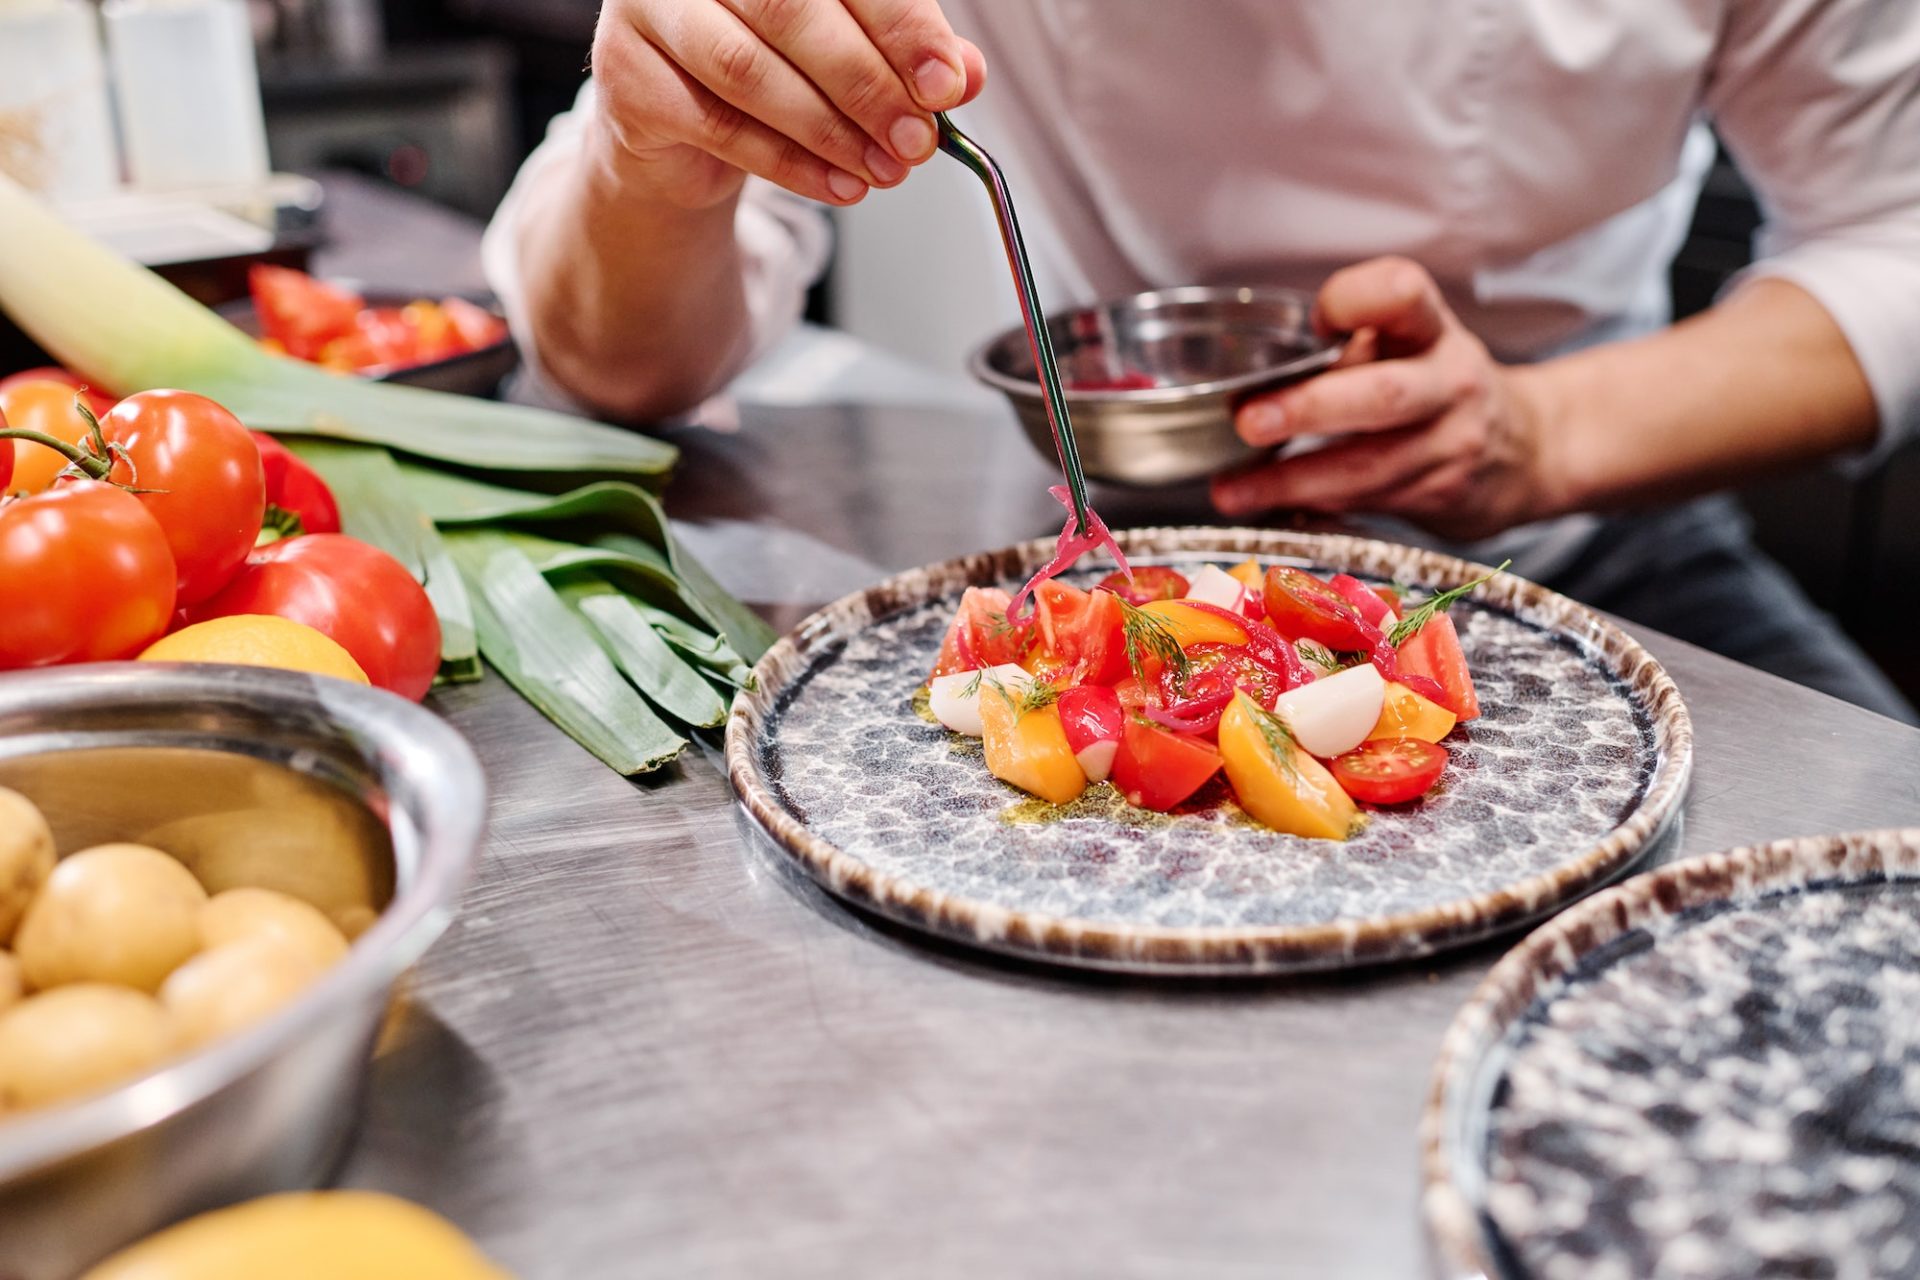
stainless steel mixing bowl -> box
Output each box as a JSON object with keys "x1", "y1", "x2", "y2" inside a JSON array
[
  {"x1": 969, "y1": 285, "x2": 1342, "y2": 486},
  {"x1": 0, "y1": 664, "x2": 485, "y2": 1280}
]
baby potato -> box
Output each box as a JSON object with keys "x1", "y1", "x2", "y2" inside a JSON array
[
  {"x1": 161, "y1": 937, "x2": 327, "y2": 1050},
  {"x1": 0, "y1": 984, "x2": 175, "y2": 1111},
  {"x1": 15, "y1": 844, "x2": 208, "y2": 993},
  {"x1": 0, "y1": 951, "x2": 21, "y2": 1013},
  {"x1": 200, "y1": 888, "x2": 349, "y2": 969},
  {"x1": 0, "y1": 787, "x2": 57, "y2": 945}
]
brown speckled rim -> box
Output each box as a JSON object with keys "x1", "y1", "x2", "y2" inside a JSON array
[
  {"x1": 1420, "y1": 826, "x2": 1920, "y2": 1280},
  {"x1": 724, "y1": 527, "x2": 1694, "y2": 975}
]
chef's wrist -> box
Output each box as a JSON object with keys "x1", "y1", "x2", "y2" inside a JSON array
[{"x1": 1506, "y1": 361, "x2": 1589, "y2": 521}]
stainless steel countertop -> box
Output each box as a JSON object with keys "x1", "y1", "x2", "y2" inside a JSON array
[{"x1": 340, "y1": 387, "x2": 1920, "y2": 1279}]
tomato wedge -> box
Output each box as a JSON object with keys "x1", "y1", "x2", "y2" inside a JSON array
[
  {"x1": 930, "y1": 587, "x2": 1032, "y2": 679},
  {"x1": 1030, "y1": 580, "x2": 1129, "y2": 686},
  {"x1": 249, "y1": 264, "x2": 364, "y2": 361},
  {"x1": 1109, "y1": 718, "x2": 1222, "y2": 811},
  {"x1": 1099, "y1": 565, "x2": 1188, "y2": 606},
  {"x1": 1394, "y1": 612, "x2": 1481, "y2": 721},
  {"x1": 1263, "y1": 566, "x2": 1380, "y2": 649},
  {"x1": 1330, "y1": 739, "x2": 1448, "y2": 805}
]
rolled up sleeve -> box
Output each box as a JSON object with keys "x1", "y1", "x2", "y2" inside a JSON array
[
  {"x1": 480, "y1": 81, "x2": 832, "y2": 417},
  {"x1": 1706, "y1": 0, "x2": 1920, "y2": 467}
]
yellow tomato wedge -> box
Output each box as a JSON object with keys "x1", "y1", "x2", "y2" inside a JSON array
[
  {"x1": 1218, "y1": 692, "x2": 1360, "y2": 840},
  {"x1": 1139, "y1": 599, "x2": 1247, "y2": 649},
  {"x1": 1368, "y1": 681, "x2": 1457, "y2": 744},
  {"x1": 1227, "y1": 558, "x2": 1263, "y2": 594},
  {"x1": 979, "y1": 686, "x2": 1088, "y2": 806}
]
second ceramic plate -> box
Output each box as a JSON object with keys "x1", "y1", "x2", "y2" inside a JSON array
[{"x1": 726, "y1": 528, "x2": 1691, "y2": 974}]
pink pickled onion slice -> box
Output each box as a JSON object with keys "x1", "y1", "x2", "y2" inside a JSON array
[
  {"x1": 1173, "y1": 601, "x2": 1315, "y2": 691},
  {"x1": 1145, "y1": 703, "x2": 1226, "y2": 735},
  {"x1": 1006, "y1": 485, "x2": 1132, "y2": 621}
]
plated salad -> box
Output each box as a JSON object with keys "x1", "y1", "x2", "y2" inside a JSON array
[{"x1": 922, "y1": 557, "x2": 1503, "y2": 841}]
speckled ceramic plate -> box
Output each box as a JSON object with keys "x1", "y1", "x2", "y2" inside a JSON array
[
  {"x1": 1424, "y1": 827, "x2": 1920, "y2": 1280},
  {"x1": 725, "y1": 528, "x2": 1691, "y2": 975}
]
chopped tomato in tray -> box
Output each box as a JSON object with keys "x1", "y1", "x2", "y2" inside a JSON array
[
  {"x1": 248, "y1": 265, "x2": 507, "y2": 375},
  {"x1": 921, "y1": 556, "x2": 1505, "y2": 840}
]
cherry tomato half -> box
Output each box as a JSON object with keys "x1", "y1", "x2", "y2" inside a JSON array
[
  {"x1": 1262, "y1": 566, "x2": 1380, "y2": 650},
  {"x1": 1098, "y1": 565, "x2": 1188, "y2": 606},
  {"x1": 0, "y1": 482, "x2": 176, "y2": 668},
  {"x1": 187, "y1": 533, "x2": 441, "y2": 700},
  {"x1": 94, "y1": 391, "x2": 265, "y2": 606},
  {"x1": 1329, "y1": 739, "x2": 1448, "y2": 806}
]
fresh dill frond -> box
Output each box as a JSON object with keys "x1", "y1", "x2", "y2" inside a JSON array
[
  {"x1": 1297, "y1": 641, "x2": 1368, "y2": 671},
  {"x1": 984, "y1": 609, "x2": 1020, "y2": 640},
  {"x1": 1115, "y1": 596, "x2": 1191, "y2": 692},
  {"x1": 959, "y1": 669, "x2": 984, "y2": 700},
  {"x1": 1019, "y1": 679, "x2": 1062, "y2": 714},
  {"x1": 1243, "y1": 695, "x2": 1302, "y2": 783},
  {"x1": 1389, "y1": 559, "x2": 1511, "y2": 647}
]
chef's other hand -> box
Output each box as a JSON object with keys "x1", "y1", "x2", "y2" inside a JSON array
[
  {"x1": 593, "y1": 0, "x2": 987, "y2": 210},
  {"x1": 1210, "y1": 257, "x2": 1560, "y2": 542}
]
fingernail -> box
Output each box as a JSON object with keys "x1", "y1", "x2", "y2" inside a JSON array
[
  {"x1": 889, "y1": 115, "x2": 936, "y2": 161},
  {"x1": 912, "y1": 56, "x2": 962, "y2": 106},
  {"x1": 865, "y1": 144, "x2": 906, "y2": 184},
  {"x1": 826, "y1": 169, "x2": 867, "y2": 202}
]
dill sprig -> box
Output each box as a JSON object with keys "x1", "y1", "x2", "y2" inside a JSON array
[
  {"x1": 959, "y1": 669, "x2": 984, "y2": 700},
  {"x1": 1389, "y1": 560, "x2": 1510, "y2": 647},
  {"x1": 1297, "y1": 641, "x2": 1368, "y2": 671},
  {"x1": 1241, "y1": 694, "x2": 1301, "y2": 783},
  {"x1": 1019, "y1": 678, "x2": 1062, "y2": 714},
  {"x1": 1114, "y1": 595, "x2": 1191, "y2": 692}
]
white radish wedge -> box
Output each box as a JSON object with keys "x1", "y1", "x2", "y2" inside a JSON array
[
  {"x1": 1183, "y1": 564, "x2": 1247, "y2": 612},
  {"x1": 928, "y1": 664, "x2": 1034, "y2": 737},
  {"x1": 1273, "y1": 663, "x2": 1386, "y2": 758}
]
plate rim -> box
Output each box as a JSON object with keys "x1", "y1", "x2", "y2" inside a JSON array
[
  {"x1": 1420, "y1": 824, "x2": 1920, "y2": 1280},
  {"x1": 724, "y1": 526, "x2": 1694, "y2": 975}
]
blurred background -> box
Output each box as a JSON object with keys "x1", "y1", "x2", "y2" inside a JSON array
[{"x1": 2, "y1": 0, "x2": 1913, "y2": 704}]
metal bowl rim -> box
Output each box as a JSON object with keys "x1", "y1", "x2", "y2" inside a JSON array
[
  {"x1": 968, "y1": 284, "x2": 1343, "y2": 404},
  {"x1": 0, "y1": 663, "x2": 485, "y2": 1180}
]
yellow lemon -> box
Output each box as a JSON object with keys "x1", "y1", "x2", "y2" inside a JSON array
[
  {"x1": 79, "y1": 1191, "x2": 513, "y2": 1280},
  {"x1": 139, "y1": 616, "x2": 368, "y2": 685}
]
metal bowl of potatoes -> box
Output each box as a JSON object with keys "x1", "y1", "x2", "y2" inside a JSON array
[
  {"x1": 969, "y1": 284, "x2": 1343, "y2": 487},
  {"x1": 0, "y1": 664, "x2": 484, "y2": 1280}
]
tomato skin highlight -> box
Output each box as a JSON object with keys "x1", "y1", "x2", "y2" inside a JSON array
[
  {"x1": 187, "y1": 534, "x2": 441, "y2": 700},
  {"x1": 1098, "y1": 565, "x2": 1188, "y2": 606},
  {"x1": 251, "y1": 433, "x2": 341, "y2": 537},
  {"x1": 0, "y1": 482, "x2": 177, "y2": 667},
  {"x1": 1262, "y1": 566, "x2": 1379, "y2": 650},
  {"x1": 1109, "y1": 719, "x2": 1223, "y2": 811},
  {"x1": 1394, "y1": 612, "x2": 1481, "y2": 721},
  {"x1": 93, "y1": 391, "x2": 265, "y2": 606},
  {"x1": 1330, "y1": 739, "x2": 1449, "y2": 806}
]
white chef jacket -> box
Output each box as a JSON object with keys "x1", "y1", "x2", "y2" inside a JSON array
[{"x1": 483, "y1": 0, "x2": 1920, "y2": 470}]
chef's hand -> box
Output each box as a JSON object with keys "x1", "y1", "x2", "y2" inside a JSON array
[
  {"x1": 591, "y1": 0, "x2": 986, "y2": 210},
  {"x1": 1210, "y1": 258, "x2": 1562, "y2": 542}
]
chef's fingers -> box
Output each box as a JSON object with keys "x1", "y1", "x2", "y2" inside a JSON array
[
  {"x1": 720, "y1": 0, "x2": 941, "y2": 177},
  {"x1": 606, "y1": 25, "x2": 871, "y2": 204},
  {"x1": 1209, "y1": 425, "x2": 1447, "y2": 519},
  {"x1": 842, "y1": 0, "x2": 978, "y2": 110},
  {"x1": 639, "y1": 2, "x2": 894, "y2": 190},
  {"x1": 1313, "y1": 256, "x2": 1450, "y2": 354},
  {"x1": 1235, "y1": 356, "x2": 1457, "y2": 446}
]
